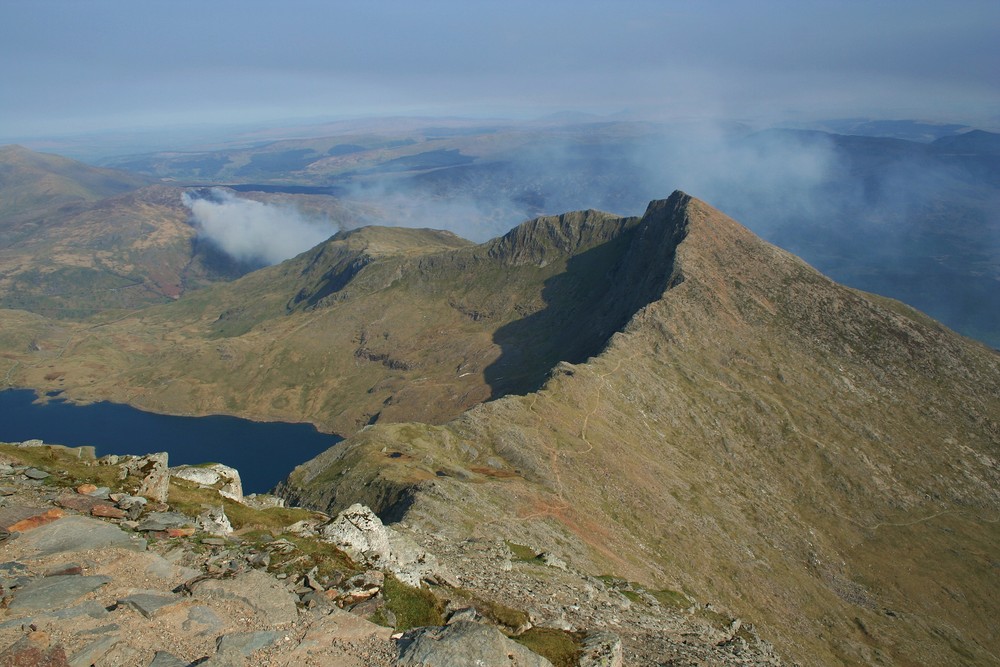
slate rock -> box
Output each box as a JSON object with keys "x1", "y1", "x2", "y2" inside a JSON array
[
  {"x1": 192, "y1": 570, "x2": 298, "y2": 624},
  {"x1": 0, "y1": 506, "x2": 65, "y2": 533},
  {"x1": 137, "y1": 512, "x2": 192, "y2": 532},
  {"x1": 118, "y1": 591, "x2": 185, "y2": 619},
  {"x1": 147, "y1": 651, "x2": 188, "y2": 667},
  {"x1": 23, "y1": 468, "x2": 49, "y2": 480},
  {"x1": 215, "y1": 631, "x2": 284, "y2": 657},
  {"x1": 12, "y1": 515, "x2": 146, "y2": 556},
  {"x1": 7, "y1": 575, "x2": 112, "y2": 613},
  {"x1": 397, "y1": 621, "x2": 554, "y2": 667},
  {"x1": 0, "y1": 634, "x2": 70, "y2": 667},
  {"x1": 68, "y1": 634, "x2": 119, "y2": 667}
]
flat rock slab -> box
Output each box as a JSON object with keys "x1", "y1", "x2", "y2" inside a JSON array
[
  {"x1": 298, "y1": 606, "x2": 394, "y2": 647},
  {"x1": 7, "y1": 575, "x2": 112, "y2": 613},
  {"x1": 118, "y1": 591, "x2": 186, "y2": 619},
  {"x1": 0, "y1": 635, "x2": 70, "y2": 667},
  {"x1": 192, "y1": 570, "x2": 298, "y2": 625},
  {"x1": 137, "y1": 512, "x2": 193, "y2": 532},
  {"x1": 215, "y1": 631, "x2": 284, "y2": 657},
  {"x1": 148, "y1": 651, "x2": 188, "y2": 667},
  {"x1": 398, "y1": 621, "x2": 554, "y2": 667},
  {"x1": 0, "y1": 505, "x2": 65, "y2": 532},
  {"x1": 10, "y1": 515, "x2": 147, "y2": 556},
  {"x1": 55, "y1": 494, "x2": 112, "y2": 513}
]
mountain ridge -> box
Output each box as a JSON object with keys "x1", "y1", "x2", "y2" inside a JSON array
[{"x1": 279, "y1": 194, "x2": 1000, "y2": 666}]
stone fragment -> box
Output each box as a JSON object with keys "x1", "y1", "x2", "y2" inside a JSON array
[
  {"x1": 12, "y1": 515, "x2": 146, "y2": 556},
  {"x1": 119, "y1": 453, "x2": 170, "y2": 503},
  {"x1": 0, "y1": 634, "x2": 70, "y2": 667},
  {"x1": 398, "y1": 621, "x2": 554, "y2": 667},
  {"x1": 7, "y1": 575, "x2": 111, "y2": 612},
  {"x1": 0, "y1": 506, "x2": 65, "y2": 533},
  {"x1": 170, "y1": 464, "x2": 243, "y2": 502},
  {"x1": 147, "y1": 651, "x2": 188, "y2": 667},
  {"x1": 196, "y1": 505, "x2": 232, "y2": 536},
  {"x1": 243, "y1": 493, "x2": 284, "y2": 509},
  {"x1": 215, "y1": 631, "x2": 284, "y2": 657},
  {"x1": 85, "y1": 487, "x2": 111, "y2": 500},
  {"x1": 181, "y1": 605, "x2": 225, "y2": 636},
  {"x1": 299, "y1": 606, "x2": 393, "y2": 646},
  {"x1": 319, "y1": 503, "x2": 447, "y2": 587},
  {"x1": 49, "y1": 601, "x2": 108, "y2": 620},
  {"x1": 67, "y1": 634, "x2": 119, "y2": 667},
  {"x1": 118, "y1": 591, "x2": 186, "y2": 619},
  {"x1": 43, "y1": 563, "x2": 82, "y2": 577},
  {"x1": 55, "y1": 494, "x2": 109, "y2": 513},
  {"x1": 137, "y1": 512, "x2": 192, "y2": 532},
  {"x1": 23, "y1": 468, "x2": 49, "y2": 480},
  {"x1": 91, "y1": 505, "x2": 126, "y2": 519},
  {"x1": 0, "y1": 486, "x2": 17, "y2": 496},
  {"x1": 75, "y1": 484, "x2": 97, "y2": 495},
  {"x1": 579, "y1": 631, "x2": 623, "y2": 667},
  {"x1": 192, "y1": 570, "x2": 298, "y2": 624},
  {"x1": 539, "y1": 553, "x2": 567, "y2": 570},
  {"x1": 165, "y1": 527, "x2": 196, "y2": 538}
]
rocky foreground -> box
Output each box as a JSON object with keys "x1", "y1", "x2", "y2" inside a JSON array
[{"x1": 0, "y1": 441, "x2": 784, "y2": 666}]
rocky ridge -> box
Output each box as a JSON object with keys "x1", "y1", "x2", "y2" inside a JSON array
[{"x1": 0, "y1": 440, "x2": 784, "y2": 666}]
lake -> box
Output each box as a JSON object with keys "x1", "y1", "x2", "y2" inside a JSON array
[{"x1": 0, "y1": 389, "x2": 341, "y2": 493}]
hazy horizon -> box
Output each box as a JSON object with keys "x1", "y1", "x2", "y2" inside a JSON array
[{"x1": 2, "y1": 0, "x2": 998, "y2": 148}]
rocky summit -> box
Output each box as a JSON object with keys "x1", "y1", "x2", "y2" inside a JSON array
[{"x1": 0, "y1": 440, "x2": 783, "y2": 666}]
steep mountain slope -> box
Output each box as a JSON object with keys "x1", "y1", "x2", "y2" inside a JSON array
[
  {"x1": 0, "y1": 145, "x2": 149, "y2": 218},
  {"x1": 280, "y1": 194, "x2": 1000, "y2": 666}
]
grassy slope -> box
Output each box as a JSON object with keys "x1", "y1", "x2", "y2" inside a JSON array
[{"x1": 282, "y1": 195, "x2": 1000, "y2": 666}]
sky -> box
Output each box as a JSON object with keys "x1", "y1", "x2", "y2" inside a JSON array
[{"x1": 1, "y1": 0, "x2": 999, "y2": 140}]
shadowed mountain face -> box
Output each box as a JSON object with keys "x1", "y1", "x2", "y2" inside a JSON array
[{"x1": 280, "y1": 194, "x2": 1000, "y2": 666}]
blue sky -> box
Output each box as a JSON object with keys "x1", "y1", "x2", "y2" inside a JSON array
[{"x1": 2, "y1": 0, "x2": 998, "y2": 139}]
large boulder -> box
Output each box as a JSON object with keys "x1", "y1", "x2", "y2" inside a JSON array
[
  {"x1": 318, "y1": 503, "x2": 449, "y2": 587},
  {"x1": 116, "y1": 453, "x2": 170, "y2": 502},
  {"x1": 170, "y1": 463, "x2": 243, "y2": 502},
  {"x1": 397, "y1": 621, "x2": 553, "y2": 667}
]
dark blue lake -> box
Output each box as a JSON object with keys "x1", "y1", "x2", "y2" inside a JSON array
[{"x1": 0, "y1": 389, "x2": 341, "y2": 493}]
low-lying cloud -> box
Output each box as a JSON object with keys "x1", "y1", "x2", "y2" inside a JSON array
[{"x1": 182, "y1": 188, "x2": 338, "y2": 265}]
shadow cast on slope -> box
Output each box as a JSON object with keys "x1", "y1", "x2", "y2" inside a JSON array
[{"x1": 483, "y1": 213, "x2": 683, "y2": 399}]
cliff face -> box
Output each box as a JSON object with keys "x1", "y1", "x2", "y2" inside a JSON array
[{"x1": 281, "y1": 194, "x2": 1000, "y2": 666}]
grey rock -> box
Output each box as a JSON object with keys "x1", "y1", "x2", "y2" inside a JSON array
[
  {"x1": 68, "y1": 634, "x2": 120, "y2": 667},
  {"x1": 147, "y1": 651, "x2": 189, "y2": 667},
  {"x1": 118, "y1": 591, "x2": 185, "y2": 619},
  {"x1": 23, "y1": 468, "x2": 49, "y2": 480},
  {"x1": 192, "y1": 570, "x2": 298, "y2": 624},
  {"x1": 215, "y1": 630, "x2": 284, "y2": 656},
  {"x1": 12, "y1": 515, "x2": 147, "y2": 556},
  {"x1": 196, "y1": 505, "x2": 233, "y2": 536},
  {"x1": 182, "y1": 605, "x2": 225, "y2": 636},
  {"x1": 8, "y1": 575, "x2": 112, "y2": 612},
  {"x1": 319, "y1": 503, "x2": 448, "y2": 587},
  {"x1": 50, "y1": 600, "x2": 110, "y2": 620},
  {"x1": 120, "y1": 452, "x2": 170, "y2": 502},
  {"x1": 137, "y1": 512, "x2": 193, "y2": 532},
  {"x1": 398, "y1": 621, "x2": 554, "y2": 667},
  {"x1": 171, "y1": 463, "x2": 243, "y2": 502}
]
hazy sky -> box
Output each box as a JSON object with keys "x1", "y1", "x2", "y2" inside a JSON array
[{"x1": 2, "y1": 0, "x2": 998, "y2": 139}]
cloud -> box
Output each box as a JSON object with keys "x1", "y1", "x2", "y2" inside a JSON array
[{"x1": 182, "y1": 188, "x2": 338, "y2": 265}]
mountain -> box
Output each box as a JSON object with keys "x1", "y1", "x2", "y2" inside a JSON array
[
  {"x1": 94, "y1": 120, "x2": 1000, "y2": 348},
  {"x1": 0, "y1": 207, "x2": 678, "y2": 433},
  {"x1": 0, "y1": 144, "x2": 149, "y2": 218},
  {"x1": 277, "y1": 193, "x2": 1000, "y2": 666}
]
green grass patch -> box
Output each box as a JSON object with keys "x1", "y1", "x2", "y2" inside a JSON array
[
  {"x1": 445, "y1": 587, "x2": 530, "y2": 630},
  {"x1": 382, "y1": 574, "x2": 445, "y2": 630},
  {"x1": 0, "y1": 443, "x2": 119, "y2": 489},
  {"x1": 651, "y1": 587, "x2": 690, "y2": 609},
  {"x1": 512, "y1": 627, "x2": 583, "y2": 667},
  {"x1": 506, "y1": 541, "x2": 540, "y2": 562}
]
